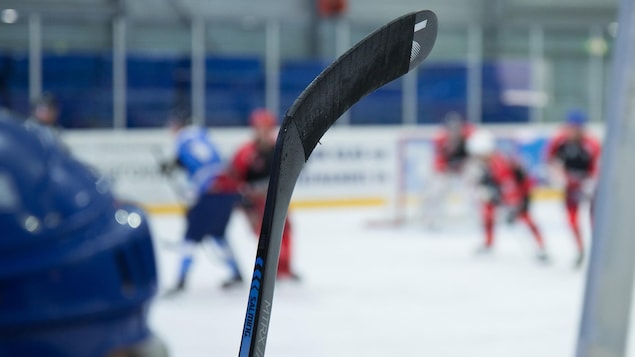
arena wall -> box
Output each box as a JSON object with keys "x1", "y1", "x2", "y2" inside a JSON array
[{"x1": 63, "y1": 123, "x2": 604, "y2": 214}]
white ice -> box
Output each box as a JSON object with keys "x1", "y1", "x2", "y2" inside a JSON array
[{"x1": 148, "y1": 201, "x2": 598, "y2": 357}]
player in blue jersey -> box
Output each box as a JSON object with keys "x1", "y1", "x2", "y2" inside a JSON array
[
  {"x1": 161, "y1": 109, "x2": 243, "y2": 295},
  {"x1": 0, "y1": 111, "x2": 167, "y2": 356}
]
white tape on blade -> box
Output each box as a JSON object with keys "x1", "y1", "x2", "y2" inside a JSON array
[
  {"x1": 410, "y1": 41, "x2": 421, "y2": 62},
  {"x1": 414, "y1": 19, "x2": 428, "y2": 33}
]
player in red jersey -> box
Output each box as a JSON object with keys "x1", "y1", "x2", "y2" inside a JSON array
[
  {"x1": 545, "y1": 110, "x2": 601, "y2": 267},
  {"x1": 467, "y1": 130, "x2": 548, "y2": 261},
  {"x1": 433, "y1": 112, "x2": 475, "y2": 174},
  {"x1": 422, "y1": 112, "x2": 475, "y2": 228},
  {"x1": 229, "y1": 108, "x2": 299, "y2": 280}
]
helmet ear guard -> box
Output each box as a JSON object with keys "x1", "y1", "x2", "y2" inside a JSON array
[{"x1": 0, "y1": 116, "x2": 159, "y2": 357}]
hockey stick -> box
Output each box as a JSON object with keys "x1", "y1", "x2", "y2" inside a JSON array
[
  {"x1": 150, "y1": 146, "x2": 193, "y2": 203},
  {"x1": 238, "y1": 10, "x2": 438, "y2": 357}
]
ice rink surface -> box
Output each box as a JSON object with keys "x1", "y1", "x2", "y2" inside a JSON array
[{"x1": 148, "y1": 201, "x2": 598, "y2": 357}]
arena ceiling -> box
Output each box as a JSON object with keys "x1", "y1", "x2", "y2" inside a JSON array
[{"x1": 0, "y1": 0, "x2": 618, "y2": 27}]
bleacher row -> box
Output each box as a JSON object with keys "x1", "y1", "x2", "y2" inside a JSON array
[{"x1": 0, "y1": 53, "x2": 530, "y2": 128}]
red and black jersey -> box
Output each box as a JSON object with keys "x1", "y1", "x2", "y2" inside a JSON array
[
  {"x1": 433, "y1": 124, "x2": 475, "y2": 173},
  {"x1": 510, "y1": 161, "x2": 533, "y2": 199},
  {"x1": 546, "y1": 131, "x2": 601, "y2": 182},
  {"x1": 230, "y1": 141, "x2": 275, "y2": 185},
  {"x1": 479, "y1": 153, "x2": 532, "y2": 206}
]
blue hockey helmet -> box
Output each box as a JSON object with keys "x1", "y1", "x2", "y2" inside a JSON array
[
  {"x1": 566, "y1": 109, "x2": 588, "y2": 126},
  {"x1": 0, "y1": 113, "x2": 162, "y2": 356}
]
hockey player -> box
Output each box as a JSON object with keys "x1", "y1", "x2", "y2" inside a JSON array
[
  {"x1": 229, "y1": 108, "x2": 299, "y2": 280},
  {"x1": 433, "y1": 112, "x2": 475, "y2": 174},
  {"x1": 161, "y1": 109, "x2": 243, "y2": 294},
  {"x1": 467, "y1": 129, "x2": 548, "y2": 261},
  {"x1": 545, "y1": 109, "x2": 601, "y2": 267},
  {"x1": 0, "y1": 113, "x2": 167, "y2": 356},
  {"x1": 422, "y1": 112, "x2": 475, "y2": 228},
  {"x1": 24, "y1": 93, "x2": 63, "y2": 144},
  {"x1": 29, "y1": 92, "x2": 60, "y2": 127}
]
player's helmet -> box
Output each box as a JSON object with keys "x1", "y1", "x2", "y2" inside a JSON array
[
  {"x1": 249, "y1": 108, "x2": 277, "y2": 128},
  {"x1": 443, "y1": 111, "x2": 464, "y2": 126},
  {"x1": 466, "y1": 129, "x2": 496, "y2": 157},
  {"x1": 566, "y1": 109, "x2": 588, "y2": 126},
  {"x1": 0, "y1": 113, "x2": 162, "y2": 356},
  {"x1": 442, "y1": 111, "x2": 466, "y2": 137},
  {"x1": 167, "y1": 106, "x2": 192, "y2": 128},
  {"x1": 32, "y1": 92, "x2": 58, "y2": 110}
]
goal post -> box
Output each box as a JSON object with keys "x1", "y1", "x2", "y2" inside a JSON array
[{"x1": 576, "y1": 0, "x2": 635, "y2": 356}]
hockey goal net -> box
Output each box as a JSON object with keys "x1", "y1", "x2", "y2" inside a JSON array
[{"x1": 378, "y1": 131, "x2": 479, "y2": 229}]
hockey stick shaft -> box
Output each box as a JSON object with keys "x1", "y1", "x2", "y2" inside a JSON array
[
  {"x1": 150, "y1": 146, "x2": 192, "y2": 202},
  {"x1": 238, "y1": 10, "x2": 437, "y2": 357}
]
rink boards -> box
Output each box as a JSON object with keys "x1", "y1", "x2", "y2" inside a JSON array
[{"x1": 62, "y1": 124, "x2": 604, "y2": 214}]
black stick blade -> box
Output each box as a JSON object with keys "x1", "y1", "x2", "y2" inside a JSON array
[{"x1": 287, "y1": 10, "x2": 437, "y2": 160}]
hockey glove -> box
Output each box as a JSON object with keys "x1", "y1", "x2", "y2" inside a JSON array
[{"x1": 159, "y1": 160, "x2": 177, "y2": 176}]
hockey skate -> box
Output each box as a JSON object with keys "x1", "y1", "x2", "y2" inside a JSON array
[
  {"x1": 162, "y1": 279, "x2": 186, "y2": 298},
  {"x1": 536, "y1": 250, "x2": 551, "y2": 264},
  {"x1": 474, "y1": 244, "x2": 494, "y2": 255},
  {"x1": 221, "y1": 274, "x2": 244, "y2": 289},
  {"x1": 574, "y1": 250, "x2": 585, "y2": 269},
  {"x1": 277, "y1": 271, "x2": 302, "y2": 282}
]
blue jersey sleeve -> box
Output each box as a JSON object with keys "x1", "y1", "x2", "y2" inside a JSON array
[{"x1": 175, "y1": 128, "x2": 224, "y2": 194}]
